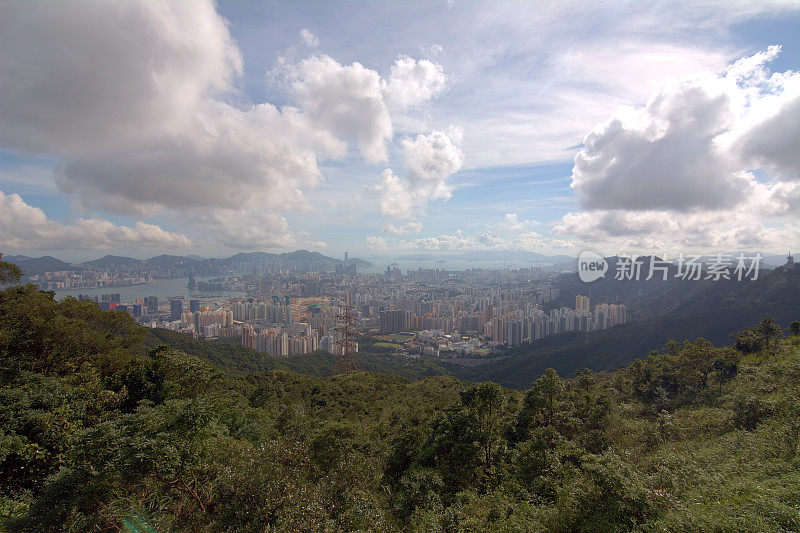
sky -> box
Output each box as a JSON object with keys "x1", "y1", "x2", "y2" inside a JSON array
[{"x1": 1, "y1": 0, "x2": 799, "y2": 262}]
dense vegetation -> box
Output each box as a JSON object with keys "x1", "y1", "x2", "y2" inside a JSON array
[{"x1": 1, "y1": 277, "x2": 799, "y2": 530}]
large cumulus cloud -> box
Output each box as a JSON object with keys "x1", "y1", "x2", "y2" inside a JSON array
[
  {"x1": 376, "y1": 129, "x2": 463, "y2": 221},
  {"x1": 54, "y1": 102, "x2": 342, "y2": 215},
  {"x1": 291, "y1": 55, "x2": 392, "y2": 163},
  {"x1": 0, "y1": 0, "x2": 242, "y2": 156},
  {"x1": 556, "y1": 46, "x2": 800, "y2": 252},
  {"x1": 384, "y1": 56, "x2": 447, "y2": 109},
  {"x1": 0, "y1": 1, "x2": 450, "y2": 251}
]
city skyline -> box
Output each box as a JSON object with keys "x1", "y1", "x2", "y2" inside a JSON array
[
  {"x1": 2, "y1": 1, "x2": 799, "y2": 261},
  {"x1": 59, "y1": 260, "x2": 630, "y2": 358}
]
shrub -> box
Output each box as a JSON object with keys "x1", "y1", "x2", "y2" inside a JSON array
[{"x1": 732, "y1": 397, "x2": 771, "y2": 430}]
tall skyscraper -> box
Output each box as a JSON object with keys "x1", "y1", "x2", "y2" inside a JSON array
[
  {"x1": 576, "y1": 295, "x2": 590, "y2": 313},
  {"x1": 189, "y1": 299, "x2": 200, "y2": 313},
  {"x1": 145, "y1": 296, "x2": 158, "y2": 314},
  {"x1": 170, "y1": 299, "x2": 183, "y2": 321},
  {"x1": 379, "y1": 309, "x2": 411, "y2": 333}
]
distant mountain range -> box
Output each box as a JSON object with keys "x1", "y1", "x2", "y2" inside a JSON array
[
  {"x1": 4, "y1": 250, "x2": 372, "y2": 277},
  {"x1": 82, "y1": 255, "x2": 148, "y2": 268},
  {"x1": 3, "y1": 255, "x2": 81, "y2": 276},
  {"x1": 5, "y1": 250, "x2": 796, "y2": 278}
]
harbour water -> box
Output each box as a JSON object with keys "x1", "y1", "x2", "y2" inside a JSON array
[
  {"x1": 53, "y1": 277, "x2": 246, "y2": 303},
  {"x1": 362, "y1": 258, "x2": 561, "y2": 274}
]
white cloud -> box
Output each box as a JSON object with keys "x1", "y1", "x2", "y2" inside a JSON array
[
  {"x1": 403, "y1": 128, "x2": 463, "y2": 200},
  {"x1": 552, "y1": 41, "x2": 732, "y2": 105},
  {"x1": 382, "y1": 222, "x2": 423, "y2": 235},
  {"x1": 4, "y1": 0, "x2": 797, "y2": 256},
  {"x1": 300, "y1": 28, "x2": 319, "y2": 48},
  {"x1": 384, "y1": 56, "x2": 447, "y2": 109},
  {"x1": 504, "y1": 213, "x2": 525, "y2": 231},
  {"x1": 553, "y1": 205, "x2": 800, "y2": 253},
  {"x1": 554, "y1": 46, "x2": 800, "y2": 253},
  {"x1": 0, "y1": 1, "x2": 455, "y2": 253},
  {"x1": 573, "y1": 83, "x2": 739, "y2": 211},
  {"x1": 414, "y1": 231, "x2": 475, "y2": 251},
  {"x1": 571, "y1": 46, "x2": 799, "y2": 212},
  {"x1": 501, "y1": 213, "x2": 538, "y2": 231},
  {"x1": 413, "y1": 7, "x2": 742, "y2": 168},
  {"x1": 365, "y1": 236, "x2": 388, "y2": 251},
  {"x1": 376, "y1": 129, "x2": 463, "y2": 220},
  {"x1": 193, "y1": 209, "x2": 298, "y2": 251},
  {"x1": 0, "y1": 0, "x2": 242, "y2": 157},
  {"x1": 0, "y1": 0, "x2": 350, "y2": 223},
  {"x1": 396, "y1": 2, "x2": 795, "y2": 172},
  {"x1": 511, "y1": 232, "x2": 578, "y2": 251},
  {"x1": 0, "y1": 190, "x2": 192, "y2": 251},
  {"x1": 283, "y1": 53, "x2": 449, "y2": 164},
  {"x1": 409, "y1": 229, "x2": 574, "y2": 252},
  {"x1": 0, "y1": 164, "x2": 58, "y2": 193},
  {"x1": 375, "y1": 169, "x2": 415, "y2": 219},
  {"x1": 55, "y1": 101, "x2": 344, "y2": 215},
  {"x1": 0, "y1": 0, "x2": 463, "y2": 253},
  {"x1": 0, "y1": 1, "x2": 452, "y2": 254},
  {"x1": 291, "y1": 55, "x2": 393, "y2": 163},
  {"x1": 724, "y1": 52, "x2": 800, "y2": 177}
]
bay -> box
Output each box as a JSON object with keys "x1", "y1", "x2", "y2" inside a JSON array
[{"x1": 53, "y1": 277, "x2": 246, "y2": 303}]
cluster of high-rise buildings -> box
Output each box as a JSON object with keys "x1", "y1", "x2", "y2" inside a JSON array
[
  {"x1": 480, "y1": 298, "x2": 627, "y2": 346},
  {"x1": 374, "y1": 291, "x2": 625, "y2": 347},
  {"x1": 32, "y1": 270, "x2": 154, "y2": 291},
  {"x1": 135, "y1": 293, "x2": 349, "y2": 357},
  {"x1": 241, "y1": 322, "x2": 321, "y2": 357},
  {"x1": 232, "y1": 299, "x2": 291, "y2": 323},
  {"x1": 71, "y1": 258, "x2": 631, "y2": 358},
  {"x1": 78, "y1": 293, "x2": 147, "y2": 317}
]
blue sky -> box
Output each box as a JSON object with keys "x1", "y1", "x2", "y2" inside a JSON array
[{"x1": 1, "y1": 1, "x2": 799, "y2": 261}]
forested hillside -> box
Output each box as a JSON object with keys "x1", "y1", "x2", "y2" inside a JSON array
[{"x1": 1, "y1": 279, "x2": 799, "y2": 531}]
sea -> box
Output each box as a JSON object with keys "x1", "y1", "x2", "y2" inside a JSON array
[
  {"x1": 53, "y1": 277, "x2": 246, "y2": 303},
  {"x1": 362, "y1": 258, "x2": 561, "y2": 274}
]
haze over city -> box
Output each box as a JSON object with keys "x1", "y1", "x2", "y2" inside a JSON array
[{"x1": 1, "y1": 0, "x2": 798, "y2": 262}]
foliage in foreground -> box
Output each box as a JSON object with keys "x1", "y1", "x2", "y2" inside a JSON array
[{"x1": 1, "y1": 282, "x2": 799, "y2": 531}]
